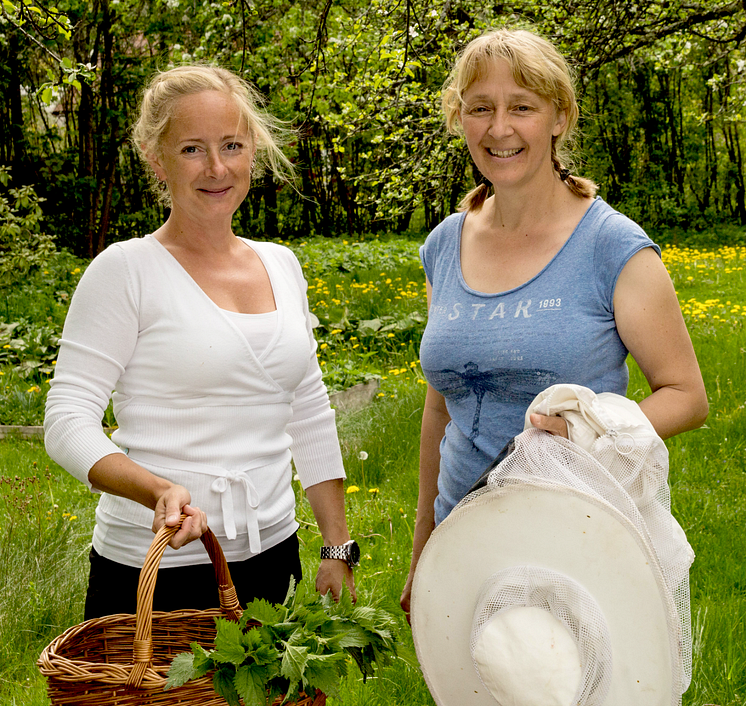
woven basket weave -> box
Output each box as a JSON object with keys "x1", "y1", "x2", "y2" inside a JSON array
[{"x1": 38, "y1": 518, "x2": 326, "y2": 706}]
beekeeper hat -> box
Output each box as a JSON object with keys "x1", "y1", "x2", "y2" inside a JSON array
[{"x1": 410, "y1": 475, "x2": 682, "y2": 706}]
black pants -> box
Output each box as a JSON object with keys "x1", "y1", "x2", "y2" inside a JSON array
[{"x1": 84, "y1": 532, "x2": 303, "y2": 620}]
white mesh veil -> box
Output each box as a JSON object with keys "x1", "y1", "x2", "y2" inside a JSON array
[
  {"x1": 456, "y1": 427, "x2": 691, "y2": 705},
  {"x1": 470, "y1": 565, "x2": 614, "y2": 706}
]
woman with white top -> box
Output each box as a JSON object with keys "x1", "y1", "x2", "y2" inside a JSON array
[{"x1": 44, "y1": 65, "x2": 358, "y2": 619}]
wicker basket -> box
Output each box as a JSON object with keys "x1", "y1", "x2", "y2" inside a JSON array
[{"x1": 38, "y1": 518, "x2": 326, "y2": 706}]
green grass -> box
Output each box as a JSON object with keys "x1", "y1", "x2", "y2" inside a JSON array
[
  {"x1": 297, "y1": 381, "x2": 433, "y2": 705},
  {"x1": 0, "y1": 386, "x2": 433, "y2": 706},
  {"x1": 1, "y1": 239, "x2": 745, "y2": 705},
  {"x1": 626, "y1": 242, "x2": 746, "y2": 705},
  {"x1": 0, "y1": 439, "x2": 92, "y2": 705}
]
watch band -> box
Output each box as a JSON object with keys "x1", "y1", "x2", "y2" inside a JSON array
[
  {"x1": 320, "y1": 539, "x2": 360, "y2": 568},
  {"x1": 320, "y1": 545, "x2": 349, "y2": 561}
]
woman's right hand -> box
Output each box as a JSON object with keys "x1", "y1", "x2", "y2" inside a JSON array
[
  {"x1": 402, "y1": 379, "x2": 449, "y2": 623},
  {"x1": 89, "y1": 452, "x2": 208, "y2": 549},
  {"x1": 152, "y1": 484, "x2": 208, "y2": 549},
  {"x1": 400, "y1": 516, "x2": 437, "y2": 624},
  {"x1": 400, "y1": 567, "x2": 417, "y2": 623}
]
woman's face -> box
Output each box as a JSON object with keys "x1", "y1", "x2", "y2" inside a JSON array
[
  {"x1": 149, "y1": 90, "x2": 255, "y2": 225},
  {"x1": 459, "y1": 59, "x2": 566, "y2": 192}
]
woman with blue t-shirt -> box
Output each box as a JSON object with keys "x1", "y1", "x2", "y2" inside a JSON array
[{"x1": 400, "y1": 28, "x2": 708, "y2": 618}]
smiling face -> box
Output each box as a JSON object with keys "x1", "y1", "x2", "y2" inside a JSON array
[
  {"x1": 459, "y1": 59, "x2": 566, "y2": 192},
  {"x1": 148, "y1": 90, "x2": 254, "y2": 227}
]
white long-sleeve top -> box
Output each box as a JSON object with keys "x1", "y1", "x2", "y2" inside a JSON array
[{"x1": 44, "y1": 235, "x2": 345, "y2": 567}]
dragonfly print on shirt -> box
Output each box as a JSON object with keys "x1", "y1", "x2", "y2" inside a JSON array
[{"x1": 425, "y1": 362, "x2": 559, "y2": 444}]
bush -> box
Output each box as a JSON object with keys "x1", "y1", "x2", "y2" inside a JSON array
[{"x1": 0, "y1": 167, "x2": 57, "y2": 288}]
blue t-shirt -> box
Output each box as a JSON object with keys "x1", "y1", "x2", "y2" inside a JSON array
[{"x1": 420, "y1": 197, "x2": 660, "y2": 524}]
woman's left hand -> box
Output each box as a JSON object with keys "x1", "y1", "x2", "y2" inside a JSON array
[
  {"x1": 316, "y1": 559, "x2": 356, "y2": 602},
  {"x1": 529, "y1": 413, "x2": 569, "y2": 438},
  {"x1": 304, "y1": 479, "x2": 357, "y2": 602}
]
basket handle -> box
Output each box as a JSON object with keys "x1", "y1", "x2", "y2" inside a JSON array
[{"x1": 126, "y1": 514, "x2": 243, "y2": 688}]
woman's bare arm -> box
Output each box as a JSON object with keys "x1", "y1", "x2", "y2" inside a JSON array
[
  {"x1": 613, "y1": 247, "x2": 708, "y2": 438},
  {"x1": 88, "y1": 453, "x2": 208, "y2": 549}
]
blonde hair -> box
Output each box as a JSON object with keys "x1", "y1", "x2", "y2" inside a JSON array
[
  {"x1": 442, "y1": 28, "x2": 597, "y2": 211},
  {"x1": 132, "y1": 64, "x2": 295, "y2": 205}
]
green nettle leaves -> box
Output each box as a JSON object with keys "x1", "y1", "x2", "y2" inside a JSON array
[
  {"x1": 165, "y1": 581, "x2": 409, "y2": 705},
  {"x1": 213, "y1": 619, "x2": 250, "y2": 665}
]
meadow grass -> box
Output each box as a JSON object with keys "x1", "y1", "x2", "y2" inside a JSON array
[
  {"x1": 1, "y1": 240, "x2": 745, "y2": 705},
  {"x1": 0, "y1": 439, "x2": 92, "y2": 706}
]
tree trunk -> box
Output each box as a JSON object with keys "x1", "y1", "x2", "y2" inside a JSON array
[
  {"x1": 94, "y1": 0, "x2": 117, "y2": 255},
  {"x1": 8, "y1": 31, "x2": 29, "y2": 184},
  {"x1": 262, "y1": 170, "x2": 279, "y2": 238}
]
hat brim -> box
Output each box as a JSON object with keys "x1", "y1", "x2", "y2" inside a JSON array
[{"x1": 411, "y1": 483, "x2": 679, "y2": 706}]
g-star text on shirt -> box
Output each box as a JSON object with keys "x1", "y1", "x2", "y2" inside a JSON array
[{"x1": 431, "y1": 299, "x2": 563, "y2": 321}]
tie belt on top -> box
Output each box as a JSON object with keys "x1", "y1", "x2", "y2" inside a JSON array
[{"x1": 125, "y1": 449, "x2": 289, "y2": 553}]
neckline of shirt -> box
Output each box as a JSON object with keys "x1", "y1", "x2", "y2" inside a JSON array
[{"x1": 221, "y1": 308, "x2": 278, "y2": 319}]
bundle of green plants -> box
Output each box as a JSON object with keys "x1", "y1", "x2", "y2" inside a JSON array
[{"x1": 166, "y1": 580, "x2": 411, "y2": 706}]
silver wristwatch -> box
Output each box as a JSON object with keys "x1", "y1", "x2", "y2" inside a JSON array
[{"x1": 320, "y1": 539, "x2": 360, "y2": 568}]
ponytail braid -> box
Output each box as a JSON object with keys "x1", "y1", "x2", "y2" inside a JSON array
[
  {"x1": 551, "y1": 145, "x2": 597, "y2": 199},
  {"x1": 457, "y1": 181, "x2": 492, "y2": 213}
]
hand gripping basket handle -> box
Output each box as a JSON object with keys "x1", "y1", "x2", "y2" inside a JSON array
[{"x1": 125, "y1": 514, "x2": 243, "y2": 688}]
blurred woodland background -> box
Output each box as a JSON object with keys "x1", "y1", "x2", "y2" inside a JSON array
[{"x1": 4, "y1": 0, "x2": 746, "y2": 256}]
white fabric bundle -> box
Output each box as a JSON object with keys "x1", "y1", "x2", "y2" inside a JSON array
[{"x1": 473, "y1": 607, "x2": 581, "y2": 706}]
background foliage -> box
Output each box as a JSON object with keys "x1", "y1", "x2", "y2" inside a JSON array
[
  {"x1": 1, "y1": 237, "x2": 745, "y2": 705},
  {"x1": 2, "y1": 3, "x2": 745, "y2": 704},
  {"x1": 4, "y1": 0, "x2": 746, "y2": 255}
]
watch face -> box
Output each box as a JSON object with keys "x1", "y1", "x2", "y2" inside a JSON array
[{"x1": 348, "y1": 540, "x2": 361, "y2": 567}]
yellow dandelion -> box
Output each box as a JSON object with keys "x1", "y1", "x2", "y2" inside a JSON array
[{"x1": 346, "y1": 485, "x2": 360, "y2": 494}]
